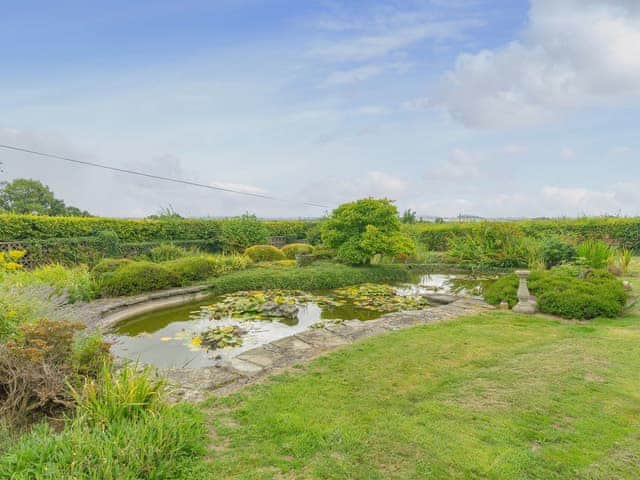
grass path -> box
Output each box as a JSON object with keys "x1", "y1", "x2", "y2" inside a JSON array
[{"x1": 200, "y1": 309, "x2": 640, "y2": 479}]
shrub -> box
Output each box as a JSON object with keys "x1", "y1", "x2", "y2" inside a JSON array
[
  {"x1": 97, "y1": 261, "x2": 178, "y2": 297},
  {"x1": 282, "y1": 243, "x2": 314, "y2": 259},
  {"x1": 4, "y1": 264, "x2": 95, "y2": 303},
  {"x1": 0, "y1": 319, "x2": 110, "y2": 423},
  {"x1": 310, "y1": 245, "x2": 336, "y2": 260},
  {"x1": 539, "y1": 237, "x2": 577, "y2": 268},
  {"x1": 483, "y1": 274, "x2": 520, "y2": 308},
  {"x1": 244, "y1": 245, "x2": 285, "y2": 262},
  {"x1": 163, "y1": 255, "x2": 220, "y2": 282},
  {"x1": 484, "y1": 266, "x2": 626, "y2": 319},
  {"x1": 91, "y1": 258, "x2": 134, "y2": 276},
  {"x1": 165, "y1": 254, "x2": 252, "y2": 283},
  {"x1": 0, "y1": 249, "x2": 25, "y2": 272},
  {"x1": 148, "y1": 242, "x2": 190, "y2": 262},
  {"x1": 220, "y1": 214, "x2": 269, "y2": 253},
  {"x1": 0, "y1": 368, "x2": 207, "y2": 479},
  {"x1": 209, "y1": 263, "x2": 410, "y2": 295},
  {"x1": 321, "y1": 198, "x2": 414, "y2": 265},
  {"x1": 576, "y1": 239, "x2": 614, "y2": 268},
  {"x1": 447, "y1": 223, "x2": 532, "y2": 269}
]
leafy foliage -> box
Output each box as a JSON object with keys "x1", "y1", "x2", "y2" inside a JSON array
[
  {"x1": 0, "y1": 319, "x2": 110, "y2": 423},
  {"x1": 539, "y1": 236, "x2": 577, "y2": 268},
  {"x1": 0, "y1": 179, "x2": 90, "y2": 216},
  {"x1": 244, "y1": 245, "x2": 285, "y2": 262},
  {"x1": 1, "y1": 366, "x2": 207, "y2": 479},
  {"x1": 148, "y1": 242, "x2": 191, "y2": 262},
  {"x1": 484, "y1": 266, "x2": 626, "y2": 319},
  {"x1": 576, "y1": 239, "x2": 614, "y2": 268},
  {"x1": 97, "y1": 261, "x2": 178, "y2": 296},
  {"x1": 321, "y1": 198, "x2": 415, "y2": 265},
  {"x1": 95, "y1": 254, "x2": 251, "y2": 296},
  {"x1": 196, "y1": 325, "x2": 244, "y2": 350},
  {"x1": 281, "y1": 243, "x2": 314, "y2": 259},
  {"x1": 208, "y1": 263, "x2": 410, "y2": 295},
  {"x1": 0, "y1": 249, "x2": 25, "y2": 272},
  {"x1": 220, "y1": 213, "x2": 269, "y2": 253},
  {"x1": 447, "y1": 223, "x2": 533, "y2": 269},
  {"x1": 94, "y1": 229, "x2": 121, "y2": 257}
]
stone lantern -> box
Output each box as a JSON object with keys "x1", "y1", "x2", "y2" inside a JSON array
[{"x1": 512, "y1": 270, "x2": 538, "y2": 314}]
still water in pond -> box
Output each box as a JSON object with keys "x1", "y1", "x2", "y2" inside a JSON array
[{"x1": 109, "y1": 273, "x2": 494, "y2": 368}]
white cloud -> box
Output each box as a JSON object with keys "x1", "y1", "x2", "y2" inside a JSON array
[
  {"x1": 312, "y1": 19, "x2": 482, "y2": 61},
  {"x1": 297, "y1": 171, "x2": 409, "y2": 206},
  {"x1": 430, "y1": 148, "x2": 483, "y2": 181},
  {"x1": 323, "y1": 62, "x2": 411, "y2": 86},
  {"x1": 434, "y1": 0, "x2": 640, "y2": 128},
  {"x1": 324, "y1": 65, "x2": 384, "y2": 85},
  {"x1": 560, "y1": 147, "x2": 576, "y2": 160},
  {"x1": 502, "y1": 144, "x2": 526, "y2": 156}
]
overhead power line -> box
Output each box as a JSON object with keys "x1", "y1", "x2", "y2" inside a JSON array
[{"x1": 0, "y1": 143, "x2": 331, "y2": 209}]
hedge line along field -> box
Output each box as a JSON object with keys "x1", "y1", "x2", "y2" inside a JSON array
[
  {"x1": 3, "y1": 214, "x2": 640, "y2": 252},
  {"x1": 411, "y1": 217, "x2": 640, "y2": 251},
  {"x1": 0, "y1": 214, "x2": 317, "y2": 242}
]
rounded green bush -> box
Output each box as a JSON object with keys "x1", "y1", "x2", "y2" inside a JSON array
[
  {"x1": 163, "y1": 255, "x2": 218, "y2": 282},
  {"x1": 281, "y1": 243, "x2": 314, "y2": 259},
  {"x1": 244, "y1": 245, "x2": 285, "y2": 262},
  {"x1": 484, "y1": 266, "x2": 626, "y2": 319},
  {"x1": 98, "y1": 261, "x2": 178, "y2": 297},
  {"x1": 91, "y1": 258, "x2": 134, "y2": 276}
]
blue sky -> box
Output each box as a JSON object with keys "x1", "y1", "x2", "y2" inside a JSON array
[{"x1": 1, "y1": 0, "x2": 639, "y2": 218}]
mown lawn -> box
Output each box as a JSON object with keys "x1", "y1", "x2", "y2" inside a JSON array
[{"x1": 202, "y1": 309, "x2": 640, "y2": 479}]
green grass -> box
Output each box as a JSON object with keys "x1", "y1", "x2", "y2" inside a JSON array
[
  {"x1": 0, "y1": 365, "x2": 209, "y2": 479},
  {"x1": 207, "y1": 262, "x2": 410, "y2": 295},
  {"x1": 201, "y1": 311, "x2": 640, "y2": 479}
]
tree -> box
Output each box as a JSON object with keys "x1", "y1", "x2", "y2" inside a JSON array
[
  {"x1": 401, "y1": 208, "x2": 417, "y2": 224},
  {"x1": 0, "y1": 178, "x2": 90, "y2": 216},
  {"x1": 219, "y1": 213, "x2": 269, "y2": 253},
  {"x1": 321, "y1": 198, "x2": 416, "y2": 265}
]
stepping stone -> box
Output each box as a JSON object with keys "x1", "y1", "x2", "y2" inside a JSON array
[
  {"x1": 227, "y1": 357, "x2": 265, "y2": 375},
  {"x1": 236, "y1": 347, "x2": 281, "y2": 368},
  {"x1": 295, "y1": 329, "x2": 350, "y2": 348}
]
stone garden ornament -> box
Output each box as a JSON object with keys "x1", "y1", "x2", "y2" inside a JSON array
[{"x1": 512, "y1": 270, "x2": 538, "y2": 314}]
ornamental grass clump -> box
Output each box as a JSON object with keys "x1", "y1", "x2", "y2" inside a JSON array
[{"x1": 576, "y1": 239, "x2": 614, "y2": 269}]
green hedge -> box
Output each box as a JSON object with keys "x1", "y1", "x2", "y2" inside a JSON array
[
  {"x1": 0, "y1": 214, "x2": 317, "y2": 243},
  {"x1": 1, "y1": 237, "x2": 219, "y2": 268},
  {"x1": 410, "y1": 218, "x2": 640, "y2": 251}
]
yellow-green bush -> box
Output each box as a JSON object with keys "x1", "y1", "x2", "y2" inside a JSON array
[
  {"x1": 97, "y1": 262, "x2": 178, "y2": 297},
  {"x1": 244, "y1": 245, "x2": 285, "y2": 262},
  {"x1": 281, "y1": 243, "x2": 314, "y2": 259}
]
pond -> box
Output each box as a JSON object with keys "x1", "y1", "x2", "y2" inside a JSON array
[{"x1": 108, "y1": 273, "x2": 496, "y2": 368}]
